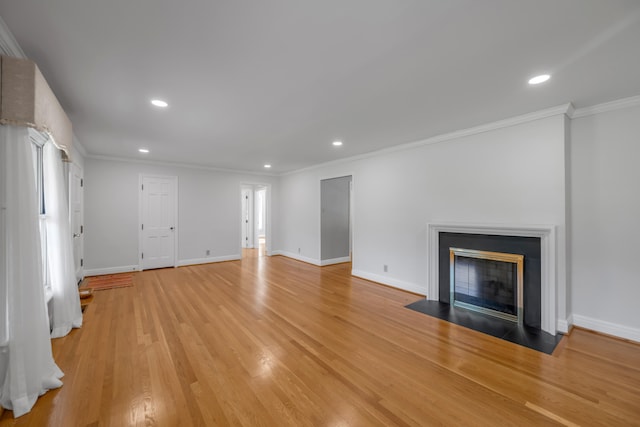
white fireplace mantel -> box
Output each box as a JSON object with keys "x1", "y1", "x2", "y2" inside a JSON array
[{"x1": 427, "y1": 222, "x2": 557, "y2": 335}]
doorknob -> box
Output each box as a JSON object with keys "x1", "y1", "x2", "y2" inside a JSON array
[
  {"x1": 73, "y1": 233, "x2": 80, "y2": 238},
  {"x1": 170, "y1": 227, "x2": 175, "y2": 230}
]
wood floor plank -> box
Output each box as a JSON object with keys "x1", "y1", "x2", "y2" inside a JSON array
[{"x1": 2, "y1": 253, "x2": 639, "y2": 426}]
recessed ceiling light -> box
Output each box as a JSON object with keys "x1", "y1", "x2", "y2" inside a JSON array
[
  {"x1": 150, "y1": 99, "x2": 168, "y2": 108},
  {"x1": 264, "y1": 164, "x2": 272, "y2": 168},
  {"x1": 528, "y1": 74, "x2": 551, "y2": 85},
  {"x1": 332, "y1": 140, "x2": 343, "y2": 146},
  {"x1": 139, "y1": 148, "x2": 149, "y2": 153}
]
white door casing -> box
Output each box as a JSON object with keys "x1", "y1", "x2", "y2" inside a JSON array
[
  {"x1": 140, "y1": 175, "x2": 177, "y2": 270},
  {"x1": 239, "y1": 182, "x2": 271, "y2": 256},
  {"x1": 241, "y1": 187, "x2": 253, "y2": 248},
  {"x1": 69, "y1": 163, "x2": 84, "y2": 282},
  {"x1": 320, "y1": 175, "x2": 352, "y2": 263},
  {"x1": 255, "y1": 187, "x2": 266, "y2": 239}
]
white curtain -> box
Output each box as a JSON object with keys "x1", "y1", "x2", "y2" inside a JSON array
[
  {"x1": 0, "y1": 125, "x2": 63, "y2": 417},
  {"x1": 43, "y1": 142, "x2": 82, "y2": 338}
]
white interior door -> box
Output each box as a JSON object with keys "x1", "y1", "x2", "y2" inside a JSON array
[
  {"x1": 69, "y1": 163, "x2": 84, "y2": 282},
  {"x1": 141, "y1": 175, "x2": 176, "y2": 270},
  {"x1": 241, "y1": 187, "x2": 253, "y2": 248}
]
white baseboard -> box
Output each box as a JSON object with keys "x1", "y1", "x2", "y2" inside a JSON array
[
  {"x1": 177, "y1": 254, "x2": 241, "y2": 267},
  {"x1": 556, "y1": 315, "x2": 571, "y2": 334},
  {"x1": 351, "y1": 269, "x2": 427, "y2": 296},
  {"x1": 572, "y1": 314, "x2": 640, "y2": 343},
  {"x1": 319, "y1": 256, "x2": 351, "y2": 266},
  {"x1": 84, "y1": 265, "x2": 140, "y2": 276},
  {"x1": 272, "y1": 250, "x2": 321, "y2": 266}
]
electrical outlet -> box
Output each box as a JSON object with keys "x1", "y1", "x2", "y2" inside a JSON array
[
  {"x1": 206, "y1": 249, "x2": 210, "y2": 256},
  {"x1": 383, "y1": 264, "x2": 388, "y2": 272}
]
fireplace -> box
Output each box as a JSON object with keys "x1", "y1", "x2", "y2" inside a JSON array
[
  {"x1": 427, "y1": 222, "x2": 559, "y2": 335},
  {"x1": 449, "y1": 248, "x2": 524, "y2": 324}
]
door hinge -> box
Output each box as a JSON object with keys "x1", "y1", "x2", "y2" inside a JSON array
[
  {"x1": 80, "y1": 178, "x2": 83, "y2": 187},
  {"x1": 141, "y1": 253, "x2": 144, "y2": 259},
  {"x1": 141, "y1": 184, "x2": 144, "y2": 191},
  {"x1": 80, "y1": 225, "x2": 83, "y2": 234},
  {"x1": 80, "y1": 258, "x2": 83, "y2": 267},
  {"x1": 141, "y1": 224, "x2": 144, "y2": 230},
  {"x1": 246, "y1": 195, "x2": 249, "y2": 200}
]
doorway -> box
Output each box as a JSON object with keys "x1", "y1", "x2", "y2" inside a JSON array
[
  {"x1": 320, "y1": 175, "x2": 352, "y2": 265},
  {"x1": 139, "y1": 175, "x2": 177, "y2": 270},
  {"x1": 240, "y1": 184, "x2": 269, "y2": 258}
]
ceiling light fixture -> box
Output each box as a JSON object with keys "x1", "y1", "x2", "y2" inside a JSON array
[
  {"x1": 150, "y1": 99, "x2": 169, "y2": 107},
  {"x1": 528, "y1": 74, "x2": 551, "y2": 85},
  {"x1": 332, "y1": 140, "x2": 343, "y2": 146},
  {"x1": 264, "y1": 164, "x2": 272, "y2": 168},
  {"x1": 139, "y1": 148, "x2": 149, "y2": 153}
]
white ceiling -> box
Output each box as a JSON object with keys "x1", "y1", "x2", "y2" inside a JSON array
[{"x1": 1, "y1": 1, "x2": 639, "y2": 174}]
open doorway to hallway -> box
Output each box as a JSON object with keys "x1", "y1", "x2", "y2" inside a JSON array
[
  {"x1": 320, "y1": 175, "x2": 353, "y2": 266},
  {"x1": 241, "y1": 184, "x2": 269, "y2": 258}
]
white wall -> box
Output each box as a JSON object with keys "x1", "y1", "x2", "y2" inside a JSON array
[
  {"x1": 277, "y1": 172, "x2": 322, "y2": 264},
  {"x1": 277, "y1": 115, "x2": 568, "y2": 316},
  {"x1": 84, "y1": 158, "x2": 277, "y2": 273},
  {"x1": 570, "y1": 104, "x2": 640, "y2": 340}
]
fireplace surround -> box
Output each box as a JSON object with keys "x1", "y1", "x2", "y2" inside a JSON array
[
  {"x1": 427, "y1": 223, "x2": 558, "y2": 335},
  {"x1": 441, "y1": 233, "x2": 541, "y2": 328}
]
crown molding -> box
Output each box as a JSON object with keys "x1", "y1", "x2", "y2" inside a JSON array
[
  {"x1": 282, "y1": 103, "x2": 573, "y2": 176},
  {"x1": 0, "y1": 16, "x2": 26, "y2": 58},
  {"x1": 86, "y1": 153, "x2": 277, "y2": 177},
  {"x1": 571, "y1": 95, "x2": 640, "y2": 119}
]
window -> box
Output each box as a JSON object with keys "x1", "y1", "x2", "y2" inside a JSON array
[{"x1": 31, "y1": 135, "x2": 51, "y2": 300}]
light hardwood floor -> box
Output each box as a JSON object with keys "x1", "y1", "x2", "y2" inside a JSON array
[{"x1": 2, "y1": 254, "x2": 639, "y2": 426}]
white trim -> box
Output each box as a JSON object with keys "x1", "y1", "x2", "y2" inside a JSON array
[
  {"x1": 572, "y1": 314, "x2": 640, "y2": 343},
  {"x1": 427, "y1": 222, "x2": 557, "y2": 335},
  {"x1": 319, "y1": 173, "x2": 355, "y2": 268},
  {"x1": 319, "y1": 256, "x2": 351, "y2": 266},
  {"x1": 84, "y1": 265, "x2": 140, "y2": 276},
  {"x1": 239, "y1": 182, "x2": 273, "y2": 257},
  {"x1": 556, "y1": 316, "x2": 571, "y2": 334},
  {"x1": 283, "y1": 104, "x2": 572, "y2": 176},
  {"x1": 0, "y1": 16, "x2": 27, "y2": 58},
  {"x1": 88, "y1": 154, "x2": 276, "y2": 177},
  {"x1": 351, "y1": 270, "x2": 427, "y2": 296},
  {"x1": 571, "y1": 95, "x2": 640, "y2": 119},
  {"x1": 240, "y1": 185, "x2": 255, "y2": 249},
  {"x1": 69, "y1": 162, "x2": 84, "y2": 284},
  {"x1": 176, "y1": 255, "x2": 241, "y2": 267},
  {"x1": 272, "y1": 250, "x2": 321, "y2": 266},
  {"x1": 265, "y1": 184, "x2": 273, "y2": 256}
]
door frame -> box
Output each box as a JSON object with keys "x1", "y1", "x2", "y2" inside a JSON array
[
  {"x1": 254, "y1": 186, "x2": 267, "y2": 246},
  {"x1": 69, "y1": 161, "x2": 84, "y2": 282},
  {"x1": 138, "y1": 174, "x2": 179, "y2": 271},
  {"x1": 241, "y1": 185, "x2": 254, "y2": 248},
  {"x1": 318, "y1": 173, "x2": 355, "y2": 266},
  {"x1": 239, "y1": 182, "x2": 272, "y2": 256}
]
